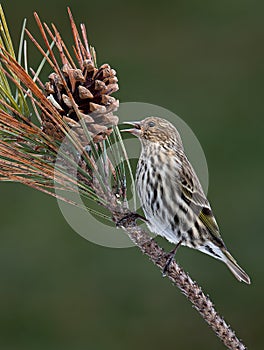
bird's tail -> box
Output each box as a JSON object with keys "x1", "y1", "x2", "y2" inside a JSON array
[{"x1": 223, "y1": 250, "x2": 251, "y2": 284}]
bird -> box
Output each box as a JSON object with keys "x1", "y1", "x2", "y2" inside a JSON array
[{"x1": 123, "y1": 116, "x2": 251, "y2": 284}]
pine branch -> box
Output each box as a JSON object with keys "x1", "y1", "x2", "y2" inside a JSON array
[{"x1": 113, "y1": 212, "x2": 247, "y2": 350}]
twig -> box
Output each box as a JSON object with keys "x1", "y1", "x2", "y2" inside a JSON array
[{"x1": 115, "y1": 213, "x2": 247, "y2": 350}]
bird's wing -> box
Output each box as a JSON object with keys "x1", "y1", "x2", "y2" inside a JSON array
[{"x1": 180, "y1": 155, "x2": 222, "y2": 241}]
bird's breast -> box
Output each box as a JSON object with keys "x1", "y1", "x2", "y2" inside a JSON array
[{"x1": 135, "y1": 150, "x2": 186, "y2": 243}]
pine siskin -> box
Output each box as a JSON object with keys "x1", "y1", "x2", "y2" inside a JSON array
[{"x1": 124, "y1": 117, "x2": 251, "y2": 284}]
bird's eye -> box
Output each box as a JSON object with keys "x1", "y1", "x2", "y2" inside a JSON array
[{"x1": 148, "y1": 121, "x2": 155, "y2": 127}]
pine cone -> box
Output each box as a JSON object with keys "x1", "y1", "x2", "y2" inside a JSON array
[{"x1": 43, "y1": 60, "x2": 119, "y2": 145}]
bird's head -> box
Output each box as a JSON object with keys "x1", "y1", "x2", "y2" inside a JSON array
[{"x1": 123, "y1": 117, "x2": 183, "y2": 149}]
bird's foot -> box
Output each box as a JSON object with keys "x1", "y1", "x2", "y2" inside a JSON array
[
  {"x1": 161, "y1": 240, "x2": 183, "y2": 276},
  {"x1": 115, "y1": 212, "x2": 148, "y2": 228},
  {"x1": 162, "y1": 253, "x2": 175, "y2": 276}
]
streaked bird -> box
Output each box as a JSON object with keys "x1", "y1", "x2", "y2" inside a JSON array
[{"x1": 124, "y1": 117, "x2": 251, "y2": 284}]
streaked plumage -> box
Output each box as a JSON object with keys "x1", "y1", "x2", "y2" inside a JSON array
[{"x1": 125, "y1": 117, "x2": 250, "y2": 284}]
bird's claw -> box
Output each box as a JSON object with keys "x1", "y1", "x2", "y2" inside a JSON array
[
  {"x1": 115, "y1": 212, "x2": 148, "y2": 228},
  {"x1": 153, "y1": 250, "x2": 174, "y2": 276},
  {"x1": 162, "y1": 254, "x2": 175, "y2": 276},
  {"x1": 158, "y1": 240, "x2": 182, "y2": 276}
]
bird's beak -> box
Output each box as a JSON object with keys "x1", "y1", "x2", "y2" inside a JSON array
[{"x1": 121, "y1": 121, "x2": 142, "y2": 137}]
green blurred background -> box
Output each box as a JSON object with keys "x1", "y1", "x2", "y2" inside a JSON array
[{"x1": 0, "y1": 0, "x2": 263, "y2": 349}]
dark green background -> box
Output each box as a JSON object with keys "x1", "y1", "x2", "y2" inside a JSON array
[{"x1": 0, "y1": 1, "x2": 263, "y2": 349}]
